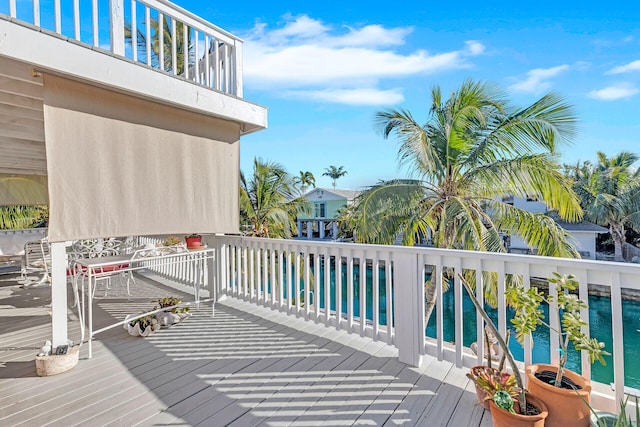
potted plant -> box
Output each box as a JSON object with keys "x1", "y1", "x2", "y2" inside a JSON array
[
  {"x1": 154, "y1": 296, "x2": 190, "y2": 327},
  {"x1": 185, "y1": 233, "x2": 203, "y2": 248},
  {"x1": 467, "y1": 328, "x2": 511, "y2": 409},
  {"x1": 589, "y1": 394, "x2": 639, "y2": 427},
  {"x1": 467, "y1": 364, "x2": 519, "y2": 410},
  {"x1": 509, "y1": 272, "x2": 609, "y2": 427},
  {"x1": 461, "y1": 275, "x2": 549, "y2": 427},
  {"x1": 124, "y1": 313, "x2": 159, "y2": 337},
  {"x1": 162, "y1": 236, "x2": 182, "y2": 246}
]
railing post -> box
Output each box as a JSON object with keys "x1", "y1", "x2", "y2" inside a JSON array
[
  {"x1": 51, "y1": 242, "x2": 68, "y2": 348},
  {"x1": 110, "y1": 0, "x2": 125, "y2": 56},
  {"x1": 392, "y1": 251, "x2": 423, "y2": 367},
  {"x1": 234, "y1": 41, "x2": 243, "y2": 97}
]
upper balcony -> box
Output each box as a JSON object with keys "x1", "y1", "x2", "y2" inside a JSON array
[{"x1": 0, "y1": 0, "x2": 267, "y2": 136}]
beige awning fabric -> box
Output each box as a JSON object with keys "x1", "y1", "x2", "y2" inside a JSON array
[
  {"x1": 0, "y1": 173, "x2": 48, "y2": 205},
  {"x1": 42, "y1": 74, "x2": 240, "y2": 242}
]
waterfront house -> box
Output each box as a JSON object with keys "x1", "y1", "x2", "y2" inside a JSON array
[
  {"x1": 504, "y1": 196, "x2": 608, "y2": 259},
  {"x1": 296, "y1": 187, "x2": 358, "y2": 240}
]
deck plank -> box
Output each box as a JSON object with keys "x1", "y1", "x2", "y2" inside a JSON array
[{"x1": 0, "y1": 274, "x2": 485, "y2": 427}]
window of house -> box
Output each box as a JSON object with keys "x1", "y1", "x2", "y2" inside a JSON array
[{"x1": 315, "y1": 202, "x2": 326, "y2": 218}]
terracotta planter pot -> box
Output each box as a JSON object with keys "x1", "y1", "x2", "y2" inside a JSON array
[
  {"x1": 526, "y1": 363, "x2": 591, "y2": 427},
  {"x1": 185, "y1": 235, "x2": 202, "y2": 248},
  {"x1": 468, "y1": 366, "x2": 492, "y2": 409},
  {"x1": 474, "y1": 383, "x2": 490, "y2": 410},
  {"x1": 490, "y1": 394, "x2": 548, "y2": 427}
]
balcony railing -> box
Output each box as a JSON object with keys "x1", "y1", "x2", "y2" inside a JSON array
[
  {"x1": 198, "y1": 235, "x2": 640, "y2": 412},
  {"x1": 1, "y1": 0, "x2": 242, "y2": 96}
]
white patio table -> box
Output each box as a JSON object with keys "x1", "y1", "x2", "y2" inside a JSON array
[{"x1": 72, "y1": 246, "x2": 215, "y2": 358}]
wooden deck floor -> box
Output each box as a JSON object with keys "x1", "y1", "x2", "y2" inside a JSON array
[{"x1": 0, "y1": 273, "x2": 492, "y2": 426}]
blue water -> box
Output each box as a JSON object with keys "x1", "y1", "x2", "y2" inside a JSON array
[{"x1": 273, "y1": 257, "x2": 640, "y2": 389}]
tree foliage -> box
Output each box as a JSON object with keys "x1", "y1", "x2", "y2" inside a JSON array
[
  {"x1": 350, "y1": 79, "x2": 582, "y2": 321},
  {"x1": 352, "y1": 79, "x2": 581, "y2": 254},
  {"x1": 567, "y1": 151, "x2": 640, "y2": 261},
  {"x1": 240, "y1": 158, "x2": 309, "y2": 238},
  {"x1": 0, "y1": 206, "x2": 48, "y2": 230},
  {"x1": 323, "y1": 165, "x2": 347, "y2": 189},
  {"x1": 294, "y1": 171, "x2": 316, "y2": 194},
  {"x1": 125, "y1": 17, "x2": 195, "y2": 75}
]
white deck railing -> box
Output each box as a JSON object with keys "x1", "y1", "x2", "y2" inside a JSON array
[
  {"x1": 1, "y1": 0, "x2": 242, "y2": 96},
  {"x1": 137, "y1": 236, "x2": 211, "y2": 289},
  {"x1": 208, "y1": 235, "x2": 640, "y2": 411}
]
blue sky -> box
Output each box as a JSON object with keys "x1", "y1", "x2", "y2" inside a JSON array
[{"x1": 88, "y1": 2, "x2": 640, "y2": 188}]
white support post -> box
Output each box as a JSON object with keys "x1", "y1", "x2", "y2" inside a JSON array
[
  {"x1": 50, "y1": 242, "x2": 68, "y2": 348},
  {"x1": 611, "y1": 272, "x2": 625, "y2": 407},
  {"x1": 158, "y1": 13, "x2": 165, "y2": 70},
  {"x1": 33, "y1": 0, "x2": 41, "y2": 26},
  {"x1": 92, "y1": 0, "x2": 99, "y2": 47},
  {"x1": 131, "y1": 0, "x2": 137, "y2": 62},
  {"x1": 307, "y1": 221, "x2": 313, "y2": 239},
  {"x1": 234, "y1": 41, "x2": 243, "y2": 97},
  {"x1": 453, "y1": 259, "x2": 463, "y2": 367},
  {"x1": 54, "y1": 0, "x2": 61, "y2": 33},
  {"x1": 319, "y1": 221, "x2": 325, "y2": 239},
  {"x1": 110, "y1": 0, "x2": 125, "y2": 55},
  {"x1": 297, "y1": 220, "x2": 302, "y2": 238},
  {"x1": 73, "y1": 0, "x2": 80, "y2": 40},
  {"x1": 392, "y1": 251, "x2": 423, "y2": 367}
]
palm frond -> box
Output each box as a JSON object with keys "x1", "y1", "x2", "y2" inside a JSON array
[{"x1": 489, "y1": 201, "x2": 580, "y2": 258}]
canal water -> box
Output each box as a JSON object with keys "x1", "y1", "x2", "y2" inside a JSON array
[{"x1": 304, "y1": 260, "x2": 640, "y2": 389}]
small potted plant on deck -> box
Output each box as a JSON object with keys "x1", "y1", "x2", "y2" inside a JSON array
[
  {"x1": 154, "y1": 296, "x2": 190, "y2": 327},
  {"x1": 124, "y1": 313, "x2": 159, "y2": 337},
  {"x1": 461, "y1": 275, "x2": 549, "y2": 427},
  {"x1": 185, "y1": 233, "x2": 203, "y2": 249},
  {"x1": 510, "y1": 272, "x2": 609, "y2": 427}
]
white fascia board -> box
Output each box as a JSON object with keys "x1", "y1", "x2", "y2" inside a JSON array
[{"x1": 0, "y1": 19, "x2": 267, "y2": 134}]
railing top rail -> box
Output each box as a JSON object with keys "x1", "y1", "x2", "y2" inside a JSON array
[
  {"x1": 219, "y1": 235, "x2": 640, "y2": 277},
  {"x1": 139, "y1": 0, "x2": 242, "y2": 45}
]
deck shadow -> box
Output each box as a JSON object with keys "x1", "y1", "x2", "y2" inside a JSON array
[{"x1": 0, "y1": 361, "x2": 37, "y2": 378}]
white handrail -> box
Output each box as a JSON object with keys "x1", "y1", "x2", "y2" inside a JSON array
[{"x1": 2, "y1": 0, "x2": 242, "y2": 97}]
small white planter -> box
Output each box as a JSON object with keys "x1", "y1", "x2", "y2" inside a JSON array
[
  {"x1": 156, "y1": 311, "x2": 190, "y2": 328},
  {"x1": 35, "y1": 345, "x2": 80, "y2": 376},
  {"x1": 124, "y1": 314, "x2": 159, "y2": 337}
]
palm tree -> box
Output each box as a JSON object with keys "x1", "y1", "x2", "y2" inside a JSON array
[
  {"x1": 323, "y1": 166, "x2": 347, "y2": 189},
  {"x1": 294, "y1": 171, "x2": 316, "y2": 194},
  {"x1": 125, "y1": 17, "x2": 194, "y2": 75},
  {"x1": 572, "y1": 151, "x2": 640, "y2": 261},
  {"x1": 240, "y1": 158, "x2": 309, "y2": 238},
  {"x1": 0, "y1": 206, "x2": 48, "y2": 229},
  {"x1": 351, "y1": 79, "x2": 582, "y2": 322}
]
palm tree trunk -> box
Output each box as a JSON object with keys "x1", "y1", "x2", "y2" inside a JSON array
[
  {"x1": 611, "y1": 224, "x2": 625, "y2": 261},
  {"x1": 424, "y1": 277, "x2": 438, "y2": 328}
]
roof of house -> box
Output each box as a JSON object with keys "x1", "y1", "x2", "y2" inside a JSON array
[
  {"x1": 305, "y1": 188, "x2": 360, "y2": 200},
  {"x1": 555, "y1": 219, "x2": 608, "y2": 233}
]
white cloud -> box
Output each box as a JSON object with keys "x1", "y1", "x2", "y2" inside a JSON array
[
  {"x1": 607, "y1": 60, "x2": 640, "y2": 75},
  {"x1": 509, "y1": 65, "x2": 570, "y2": 93},
  {"x1": 242, "y1": 15, "x2": 485, "y2": 106},
  {"x1": 588, "y1": 83, "x2": 639, "y2": 101},
  {"x1": 465, "y1": 40, "x2": 485, "y2": 56},
  {"x1": 286, "y1": 88, "x2": 405, "y2": 106}
]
